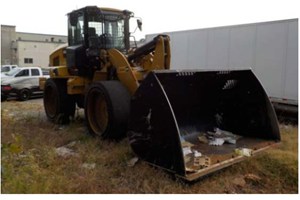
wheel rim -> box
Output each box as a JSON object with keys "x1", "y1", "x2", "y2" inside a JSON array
[
  {"x1": 87, "y1": 89, "x2": 109, "y2": 136},
  {"x1": 44, "y1": 84, "x2": 58, "y2": 118},
  {"x1": 21, "y1": 90, "x2": 30, "y2": 100}
]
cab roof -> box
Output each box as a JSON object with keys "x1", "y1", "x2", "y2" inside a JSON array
[{"x1": 68, "y1": 6, "x2": 131, "y2": 15}]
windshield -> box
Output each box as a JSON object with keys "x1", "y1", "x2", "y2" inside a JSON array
[
  {"x1": 68, "y1": 9, "x2": 125, "y2": 50},
  {"x1": 6, "y1": 68, "x2": 21, "y2": 76},
  {"x1": 87, "y1": 13, "x2": 125, "y2": 50},
  {"x1": 104, "y1": 14, "x2": 125, "y2": 50},
  {"x1": 1, "y1": 66, "x2": 10, "y2": 72}
]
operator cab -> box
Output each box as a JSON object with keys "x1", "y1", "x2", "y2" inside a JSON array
[{"x1": 66, "y1": 6, "x2": 132, "y2": 76}]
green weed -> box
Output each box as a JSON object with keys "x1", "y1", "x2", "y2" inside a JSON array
[{"x1": 1, "y1": 101, "x2": 298, "y2": 193}]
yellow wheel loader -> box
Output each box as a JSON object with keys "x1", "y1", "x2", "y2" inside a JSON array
[{"x1": 40, "y1": 6, "x2": 280, "y2": 181}]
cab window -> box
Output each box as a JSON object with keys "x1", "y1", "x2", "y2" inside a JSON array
[
  {"x1": 31, "y1": 69, "x2": 40, "y2": 76},
  {"x1": 15, "y1": 69, "x2": 29, "y2": 77},
  {"x1": 68, "y1": 12, "x2": 84, "y2": 45}
]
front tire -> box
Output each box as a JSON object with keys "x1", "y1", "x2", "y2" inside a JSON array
[
  {"x1": 18, "y1": 88, "x2": 31, "y2": 101},
  {"x1": 84, "y1": 81, "x2": 130, "y2": 140},
  {"x1": 43, "y1": 78, "x2": 76, "y2": 124}
]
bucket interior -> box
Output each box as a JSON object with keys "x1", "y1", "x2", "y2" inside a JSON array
[
  {"x1": 128, "y1": 69, "x2": 280, "y2": 178},
  {"x1": 157, "y1": 70, "x2": 280, "y2": 141}
]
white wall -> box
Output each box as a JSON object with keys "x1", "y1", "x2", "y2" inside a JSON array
[
  {"x1": 146, "y1": 19, "x2": 298, "y2": 103},
  {"x1": 17, "y1": 41, "x2": 64, "y2": 67}
]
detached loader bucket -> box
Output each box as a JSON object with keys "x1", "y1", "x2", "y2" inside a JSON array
[{"x1": 128, "y1": 69, "x2": 280, "y2": 181}]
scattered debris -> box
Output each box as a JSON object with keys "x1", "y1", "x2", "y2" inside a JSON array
[
  {"x1": 55, "y1": 146, "x2": 78, "y2": 157},
  {"x1": 185, "y1": 167, "x2": 197, "y2": 173},
  {"x1": 232, "y1": 174, "x2": 261, "y2": 188},
  {"x1": 181, "y1": 141, "x2": 194, "y2": 148},
  {"x1": 235, "y1": 148, "x2": 253, "y2": 157},
  {"x1": 53, "y1": 125, "x2": 67, "y2": 131},
  {"x1": 127, "y1": 157, "x2": 139, "y2": 167},
  {"x1": 224, "y1": 188, "x2": 237, "y2": 194},
  {"x1": 208, "y1": 138, "x2": 225, "y2": 146},
  {"x1": 181, "y1": 128, "x2": 244, "y2": 172},
  {"x1": 194, "y1": 156, "x2": 210, "y2": 168},
  {"x1": 244, "y1": 173, "x2": 261, "y2": 184},
  {"x1": 184, "y1": 155, "x2": 191, "y2": 163},
  {"x1": 58, "y1": 126, "x2": 66, "y2": 130},
  {"x1": 182, "y1": 147, "x2": 193, "y2": 156},
  {"x1": 66, "y1": 141, "x2": 77, "y2": 148},
  {"x1": 197, "y1": 128, "x2": 241, "y2": 146},
  {"x1": 198, "y1": 135, "x2": 209, "y2": 144},
  {"x1": 81, "y1": 163, "x2": 96, "y2": 170},
  {"x1": 208, "y1": 128, "x2": 240, "y2": 145},
  {"x1": 193, "y1": 150, "x2": 202, "y2": 157},
  {"x1": 232, "y1": 176, "x2": 246, "y2": 188},
  {"x1": 182, "y1": 143, "x2": 211, "y2": 171}
]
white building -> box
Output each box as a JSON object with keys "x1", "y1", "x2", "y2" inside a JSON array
[{"x1": 1, "y1": 25, "x2": 67, "y2": 67}]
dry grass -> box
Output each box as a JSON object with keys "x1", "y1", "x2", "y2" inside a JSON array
[{"x1": 1, "y1": 100, "x2": 298, "y2": 193}]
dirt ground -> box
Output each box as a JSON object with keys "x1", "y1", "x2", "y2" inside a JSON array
[{"x1": 1, "y1": 98, "x2": 298, "y2": 194}]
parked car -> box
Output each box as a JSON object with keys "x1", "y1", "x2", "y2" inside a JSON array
[
  {"x1": 1, "y1": 67, "x2": 50, "y2": 101},
  {"x1": 1, "y1": 65, "x2": 19, "y2": 74},
  {"x1": 1, "y1": 67, "x2": 22, "y2": 78}
]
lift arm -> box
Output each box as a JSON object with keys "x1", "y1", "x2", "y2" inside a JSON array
[{"x1": 128, "y1": 35, "x2": 171, "y2": 71}]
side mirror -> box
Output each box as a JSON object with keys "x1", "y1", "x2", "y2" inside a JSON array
[{"x1": 137, "y1": 19, "x2": 142, "y2": 31}]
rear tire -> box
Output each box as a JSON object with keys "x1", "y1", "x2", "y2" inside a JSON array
[
  {"x1": 1, "y1": 95, "x2": 7, "y2": 102},
  {"x1": 84, "y1": 81, "x2": 130, "y2": 140},
  {"x1": 43, "y1": 78, "x2": 76, "y2": 124},
  {"x1": 18, "y1": 88, "x2": 31, "y2": 101}
]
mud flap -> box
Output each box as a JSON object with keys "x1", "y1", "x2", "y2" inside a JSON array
[{"x1": 127, "y1": 69, "x2": 280, "y2": 180}]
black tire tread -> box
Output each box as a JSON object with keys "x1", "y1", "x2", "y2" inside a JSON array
[
  {"x1": 84, "y1": 81, "x2": 130, "y2": 140},
  {"x1": 44, "y1": 78, "x2": 76, "y2": 124}
]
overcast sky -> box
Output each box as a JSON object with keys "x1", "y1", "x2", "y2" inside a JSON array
[{"x1": 0, "y1": 0, "x2": 299, "y2": 40}]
